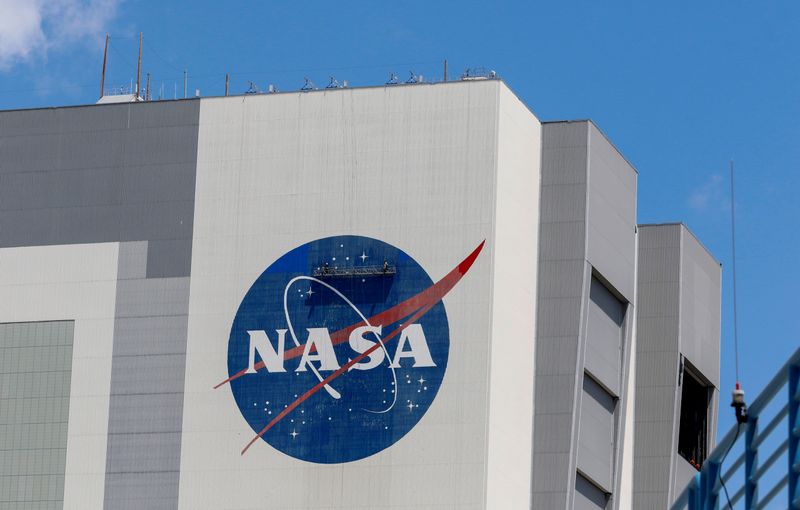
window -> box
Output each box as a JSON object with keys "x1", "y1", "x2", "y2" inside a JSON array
[
  {"x1": 585, "y1": 276, "x2": 625, "y2": 396},
  {"x1": 577, "y1": 374, "x2": 617, "y2": 492},
  {"x1": 677, "y1": 362, "x2": 711, "y2": 469},
  {"x1": 0, "y1": 321, "x2": 74, "y2": 508},
  {"x1": 575, "y1": 472, "x2": 609, "y2": 510}
]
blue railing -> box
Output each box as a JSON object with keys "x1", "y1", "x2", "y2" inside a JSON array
[{"x1": 671, "y1": 347, "x2": 800, "y2": 510}]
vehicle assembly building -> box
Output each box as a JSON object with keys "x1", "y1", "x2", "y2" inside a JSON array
[{"x1": 0, "y1": 78, "x2": 720, "y2": 510}]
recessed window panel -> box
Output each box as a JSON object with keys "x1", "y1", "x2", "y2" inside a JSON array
[
  {"x1": 577, "y1": 373, "x2": 617, "y2": 492},
  {"x1": 677, "y1": 365, "x2": 710, "y2": 469},
  {"x1": 0, "y1": 321, "x2": 74, "y2": 509},
  {"x1": 575, "y1": 472, "x2": 609, "y2": 510},
  {"x1": 585, "y1": 276, "x2": 625, "y2": 395}
]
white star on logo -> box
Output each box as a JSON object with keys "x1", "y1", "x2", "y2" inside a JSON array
[
  {"x1": 305, "y1": 287, "x2": 314, "y2": 296},
  {"x1": 360, "y1": 252, "x2": 368, "y2": 262},
  {"x1": 418, "y1": 377, "x2": 426, "y2": 385},
  {"x1": 407, "y1": 401, "x2": 415, "y2": 412},
  {"x1": 290, "y1": 430, "x2": 299, "y2": 439}
]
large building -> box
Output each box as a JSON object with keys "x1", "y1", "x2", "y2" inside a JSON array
[{"x1": 0, "y1": 78, "x2": 720, "y2": 509}]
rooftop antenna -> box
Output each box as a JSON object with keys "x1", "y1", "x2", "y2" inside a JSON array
[
  {"x1": 145, "y1": 72, "x2": 151, "y2": 101},
  {"x1": 406, "y1": 71, "x2": 419, "y2": 84},
  {"x1": 443, "y1": 59, "x2": 448, "y2": 82},
  {"x1": 245, "y1": 81, "x2": 260, "y2": 94},
  {"x1": 716, "y1": 160, "x2": 749, "y2": 509},
  {"x1": 135, "y1": 32, "x2": 142, "y2": 99},
  {"x1": 386, "y1": 72, "x2": 399, "y2": 85},
  {"x1": 225, "y1": 74, "x2": 230, "y2": 96},
  {"x1": 99, "y1": 33, "x2": 109, "y2": 99},
  {"x1": 326, "y1": 76, "x2": 341, "y2": 89},
  {"x1": 183, "y1": 69, "x2": 188, "y2": 99},
  {"x1": 461, "y1": 67, "x2": 497, "y2": 80},
  {"x1": 729, "y1": 160, "x2": 748, "y2": 424},
  {"x1": 301, "y1": 77, "x2": 317, "y2": 91}
]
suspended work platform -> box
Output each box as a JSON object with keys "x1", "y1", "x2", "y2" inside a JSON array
[{"x1": 313, "y1": 264, "x2": 396, "y2": 278}]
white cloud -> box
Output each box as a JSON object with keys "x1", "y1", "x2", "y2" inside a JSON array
[
  {"x1": 0, "y1": 0, "x2": 118, "y2": 69},
  {"x1": 688, "y1": 173, "x2": 726, "y2": 211}
]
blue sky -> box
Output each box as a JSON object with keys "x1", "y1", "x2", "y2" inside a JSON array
[{"x1": 1, "y1": 0, "x2": 798, "y2": 435}]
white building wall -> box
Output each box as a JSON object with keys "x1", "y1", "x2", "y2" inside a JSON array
[
  {"x1": 179, "y1": 81, "x2": 540, "y2": 509},
  {"x1": 0, "y1": 243, "x2": 120, "y2": 510},
  {"x1": 484, "y1": 85, "x2": 540, "y2": 508}
]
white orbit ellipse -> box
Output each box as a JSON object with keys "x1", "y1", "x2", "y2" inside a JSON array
[{"x1": 282, "y1": 276, "x2": 398, "y2": 413}]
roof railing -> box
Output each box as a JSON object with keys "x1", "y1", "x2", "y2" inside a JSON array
[{"x1": 670, "y1": 346, "x2": 800, "y2": 510}]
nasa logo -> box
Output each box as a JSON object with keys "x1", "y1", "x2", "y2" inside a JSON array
[{"x1": 216, "y1": 235, "x2": 484, "y2": 463}]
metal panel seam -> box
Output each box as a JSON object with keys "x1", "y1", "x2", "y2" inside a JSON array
[
  {"x1": 668, "y1": 227, "x2": 685, "y2": 502},
  {"x1": 570, "y1": 260, "x2": 593, "y2": 509},
  {"x1": 567, "y1": 123, "x2": 592, "y2": 510},
  {"x1": 613, "y1": 227, "x2": 638, "y2": 509},
  {"x1": 481, "y1": 80, "x2": 501, "y2": 510}
]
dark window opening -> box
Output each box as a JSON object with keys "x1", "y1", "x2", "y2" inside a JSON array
[{"x1": 678, "y1": 367, "x2": 710, "y2": 469}]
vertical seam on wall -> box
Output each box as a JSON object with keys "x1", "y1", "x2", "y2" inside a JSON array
[
  {"x1": 667, "y1": 226, "x2": 685, "y2": 502},
  {"x1": 566, "y1": 122, "x2": 592, "y2": 510},
  {"x1": 529, "y1": 112, "x2": 545, "y2": 506},
  {"x1": 481, "y1": 81, "x2": 501, "y2": 510},
  {"x1": 607, "y1": 146, "x2": 637, "y2": 509},
  {"x1": 612, "y1": 224, "x2": 638, "y2": 509},
  {"x1": 570, "y1": 260, "x2": 593, "y2": 508},
  {"x1": 101, "y1": 242, "x2": 125, "y2": 508},
  {"x1": 183, "y1": 98, "x2": 202, "y2": 277},
  {"x1": 175, "y1": 99, "x2": 203, "y2": 505}
]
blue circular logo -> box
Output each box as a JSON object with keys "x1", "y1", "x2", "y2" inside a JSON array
[{"x1": 226, "y1": 235, "x2": 450, "y2": 463}]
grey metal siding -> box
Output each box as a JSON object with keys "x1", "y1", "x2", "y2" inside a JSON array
[
  {"x1": 0, "y1": 101, "x2": 200, "y2": 509},
  {"x1": 679, "y1": 228, "x2": 721, "y2": 389},
  {"x1": 535, "y1": 121, "x2": 636, "y2": 510},
  {"x1": 633, "y1": 224, "x2": 682, "y2": 509},
  {"x1": 103, "y1": 243, "x2": 190, "y2": 510},
  {"x1": 533, "y1": 122, "x2": 590, "y2": 510},
  {"x1": 0, "y1": 100, "x2": 200, "y2": 278},
  {"x1": 674, "y1": 227, "x2": 721, "y2": 497},
  {"x1": 633, "y1": 223, "x2": 721, "y2": 508},
  {"x1": 585, "y1": 124, "x2": 637, "y2": 303}
]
